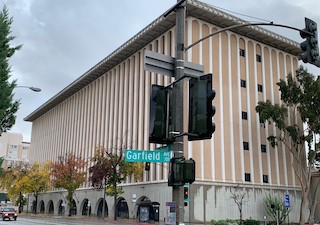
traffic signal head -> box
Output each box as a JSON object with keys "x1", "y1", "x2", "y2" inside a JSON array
[
  {"x1": 168, "y1": 157, "x2": 196, "y2": 186},
  {"x1": 188, "y1": 73, "x2": 216, "y2": 141},
  {"x1": 149, "y1": 85, "x2": 173, "y2": 144},
  {"x1": 183, "y1": 158, "x2": 195, "y2": 184},
  {"x1": 184, "y1": 187, "x2": 189, "y2": 201},
  {"x1": 168, "y1": 157, "x2": 185, "y2": 186},
  {"x1": 300, "y1": 17, "x2": 319, "y2": 65}
]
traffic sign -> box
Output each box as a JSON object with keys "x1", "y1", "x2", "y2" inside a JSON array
[
  {"x1": 144, "y1": 50, "x2": 204, "y2": 77},
  {"x1": 284, "y1": 194, "x2": 290, "y2": 208},
  {"x1": 125, "y1": 150, "x2": 171, "y2": 163},
  {"x1": 155, "y1": 145, "x2": 173, "y2": 151}
]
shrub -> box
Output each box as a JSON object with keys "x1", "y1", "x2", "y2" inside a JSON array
[
  {"x1": 211, "y1": 220, "x2": 228, "y2": 225},
  {"x1": 243, "y1": 218, "x2": 260, "y2": 225},
  {"x1": 211, "y1": 219, "x2": 238, "y2": 225}
]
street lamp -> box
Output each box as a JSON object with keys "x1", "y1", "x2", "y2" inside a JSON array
[{"x1": 16, "y1": 86, "x2": 41, "y2": 92}]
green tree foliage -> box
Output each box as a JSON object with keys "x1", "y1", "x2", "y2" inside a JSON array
[
  {"x1": 0, "y1": 162, "x2": 50, "y2": 213},
  {"x1": 0, "y1": 6, "x2": 21, "y2": 135},
  {"x1": 51, "y1": 153, "x2": 86, "y2": 216},
  {"x1": 89, "y1": 145, "x2": 143, "y2": 220},
  {"x1": 256, "y1": 66, "x2": 320, "y2": 225},
  {"x1": 0, "y1": 157, "x2": 4, "y2": 176},
  {"x1": 24, "y1": 162, "x2": 51, "y2": 213},
  {"x1": 307, "y1": 144, "x2": 320, "y2": 222},
  {"x1": 264, "y1": 194, "x2": 290, "y2": 224},
  {"x1": 0, "y1": 162, "x2": 29, "y2": 202}
]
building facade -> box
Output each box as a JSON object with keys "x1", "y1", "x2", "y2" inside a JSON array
[
  {"x1": 25, "y1": 0, "x2": 305, "y2": 222},
  {"x1": 0, "y1": 132, "x2": 30, "y2": 169}
]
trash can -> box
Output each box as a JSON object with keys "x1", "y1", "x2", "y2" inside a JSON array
[
  {"x1": 138, "y1": 200, "x2": 160, "y2": 223},
  {"x1": 153, "y1": 205, "x2": 160, "y2": 222}
]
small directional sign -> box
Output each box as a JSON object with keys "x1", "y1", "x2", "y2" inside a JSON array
[
  {"x1": 284, "y1": 194, "x2": 290, "y2": 208},
  {"x1": 125, "y1": 149, "x2": 172, "y2": 163},
  {"x1": 155, "y1": 144, "x2": 173, "y2": 151},
  {"x1": 144, "y1": 50, "x2": 204, "y2": 77}
]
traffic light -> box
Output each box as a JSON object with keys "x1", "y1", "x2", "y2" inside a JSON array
[
  {"x1": 145, "y1": 162, "x2": 150, "y2": 171},
  {"x1": 188, "y1": 73, "x2": 216, "y2": 141},
  {"x1": 149, "y1": 85, "x2": 173, "y2": 144},
  {"x1": 183, "y1": 158, "x2": 195, "y2": 184},
  {"x1": 300, "y1": 17, "x2": 319, "y2": 66},
  {"x1": 168, "y1": 157, "x2": 185, "y2": 186},
  {"x1": 184, "y1": 186, "x2": 189, "y2": 201},
  {"x1": 168, "y1": 157, "x2": 196, "y2": 186}
]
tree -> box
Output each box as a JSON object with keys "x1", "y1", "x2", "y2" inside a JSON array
[
  {"x1": 89, "y1": 145, "x2": 143, "y2": 220},
  {"x1": 0, "y1": 161, "x2": 50, "y2": 213},
  {"x1": 230, "y1": 187, "x2": 247, "y2": 225},
  {"x1": 24, "y1": 162, "x2": 51, "y2": 213},
  {"x1": 264, "y1": 194, "x2": 290, "y2": 224},
  {"x1": 0, "y1": 157, "x2": 4, "y2": 176},
  {"x1": 51, "y1": 153, "x2": 86, "y2": 216},
  {"x1": 307, "y1": 149, "x2": 320, "y2": 222},
  {"x1": 0, "y1": 162, "x2": 30, "y2": 210},
  {"x1": 256, "y1": 66, "x2": 320, "y2": 225},
  {"x1": 0, "y1": 6, "x2": 21, "y2": 135}
]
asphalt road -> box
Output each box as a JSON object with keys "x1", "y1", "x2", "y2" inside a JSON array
[{"x1": 0, "y1": 215, "x2": 145, "y2": 225}]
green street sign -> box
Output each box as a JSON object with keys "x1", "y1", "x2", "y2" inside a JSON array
[
  {"x1": 125, "y1": 150, "x2": 171, "y2": 163},
  {"x1": 155, "y1": 144, "x2": 173, "y2": 151}
]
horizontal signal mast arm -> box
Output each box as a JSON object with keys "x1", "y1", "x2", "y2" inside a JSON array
[{"x1": 185, "y1": 22, "x2": 311, "y2": 52}]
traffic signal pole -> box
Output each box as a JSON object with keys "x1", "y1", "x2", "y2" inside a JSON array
[
  {"x1": 157, "y1": 3, "x2": 318, "y2": 224},
  {"x1": 173, "y1": 1, "x2": 185, "y2": 224}
]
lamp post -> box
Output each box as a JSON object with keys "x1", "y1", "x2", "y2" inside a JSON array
[{"x1": 16, "y1": 86, "x2": 41, "y2": 92}]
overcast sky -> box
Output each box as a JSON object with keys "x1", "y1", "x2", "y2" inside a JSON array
[{"x1": 3, "y1": 0, "x2": 320, "y2": 142}]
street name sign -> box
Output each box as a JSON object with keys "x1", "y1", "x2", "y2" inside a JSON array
[
  {"x1": 144, "y1": 50, "x2": 204, "y2": 77},
  {"x1": 125, "y1": 149, "x2": 172, "y2": 163}
]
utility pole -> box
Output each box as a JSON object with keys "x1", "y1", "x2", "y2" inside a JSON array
[{"x1": 173, "y1": 0, "x2": 185, "y2": 224}]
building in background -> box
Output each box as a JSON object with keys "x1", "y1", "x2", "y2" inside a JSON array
[
  {"x1": 24, "y1": 0, "x2": 306, "y2": 222},
  {"x1": 0, "y1": 132, "x2": 30, "y2": 204},
  {"x1": 0, "y1": 132, "x2": 30, "y2": 169}
]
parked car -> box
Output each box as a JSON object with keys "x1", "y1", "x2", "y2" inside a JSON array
[{"x1": 1, "y1": 208, "x2": 17, "y2": 221}]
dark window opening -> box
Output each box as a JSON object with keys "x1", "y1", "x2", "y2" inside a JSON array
[
  {"x1": 245, "y1": 173, "x2": 251, "y2": 182},
  {"x1": 242, "y1": 111, "x2": 248, "y2": 120},
  {"x1": 240, "y1": 79, "x2": 246, "y2": 88},
  {"x1": 263, "y1": 175, "x2": 269, "y2": 183},
  {"x1": 243, "y1": 142, "x2": 249, "y2": 150},
  {"x1": 257, "y1": 84, "x2": 263, "y2": 92},
  {"x1": 256, "y1": 54, "x2": 262, "y2": 62},
  {"x1": 261, "y1": 144, "x2": 267, "y2": 153},
  {"x1": 239, "y1": 49, "x2": 245, "y2": 57}
]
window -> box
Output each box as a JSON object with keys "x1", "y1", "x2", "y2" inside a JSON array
[
  {"x1": 240, "y1": 79, "x2": 246, "y2": 88},
  {"x1": 239, "y1": 49, "x2": 245, "y2": 57},
  {"x1": 242, "y1": 111, "x2": 248, "y2": 120},
  {"x1": 263, "y1": 175, "x2": 269, "y2": 183},
  {"x1": 257, "y1": 84, "x2": 263, "y2": 92},
  {"x1": 256, "y1": 54, "x2": 262, "y2": 62},
  {"x1": 245, "y1": 173, "x2": 251, "y2": 182},
  {"x1": 243, "y1": 142, "x2": 249, "y2": 150},
  {"x1": 261, "y1": 144, "x2": 267, "y2": 153}
]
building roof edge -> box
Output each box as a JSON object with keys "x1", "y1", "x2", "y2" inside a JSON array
[{"x1": 24, "y1": 0, "x2": 302, "y2": 122}]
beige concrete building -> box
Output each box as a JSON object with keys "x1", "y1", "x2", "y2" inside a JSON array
[
  {"x1": 24, "y1": 0, "x2": 306, "y2": 222},
  {"x1": 0, "y1": 132, "x2": 30, "y2": 169}
]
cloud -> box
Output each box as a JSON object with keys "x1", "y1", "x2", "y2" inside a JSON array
[{"x1": 4, "y1": 0, "x2": 320, "y2": 141}]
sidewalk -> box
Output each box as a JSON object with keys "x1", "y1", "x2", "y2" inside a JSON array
[
  {"x1": 21, "y1": 213, "x2": 164, "y2": 225},
  {"x1": 21, "y1": 213, "x2": 206, "y2": 225}
]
